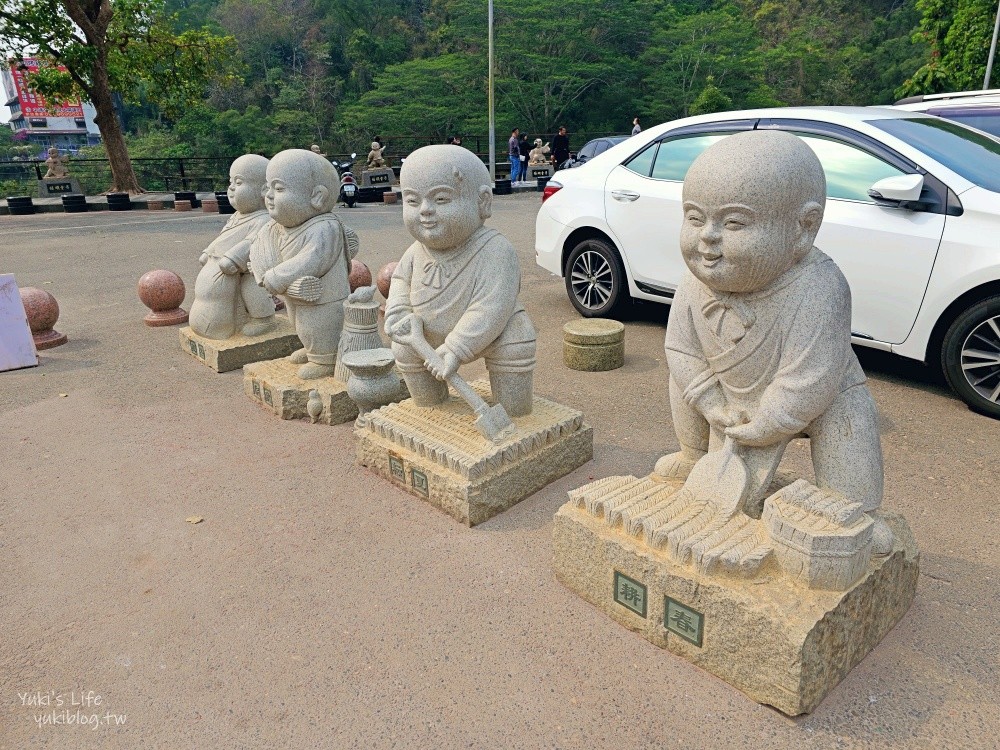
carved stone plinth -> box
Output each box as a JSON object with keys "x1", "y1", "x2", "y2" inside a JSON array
[
  {"x1": 357, "y1": 380, "x2": 593, "y2": 526},
  {"x1": 37, "y1": 178, "x2": 82, "y2": 198},
  {"x1": 361, "y1": 167, "x2": 394, "y2": 188},
  {"x1": 179, "y1": 317, "x2": 300, "y2": 373},
  {"x1": 526, "y1": 164, "x2": 553, "y2": 180},
  {"x1": 552, "y1": 475, "x2": 919, "y2": 716},
  {"x1": 243, "y1": 357, "x2": 357, "y2": 424}
]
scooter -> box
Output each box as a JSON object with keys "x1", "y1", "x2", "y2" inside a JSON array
[{"x1": 337, "y1": 152, "x2": 358, "y2": 207}]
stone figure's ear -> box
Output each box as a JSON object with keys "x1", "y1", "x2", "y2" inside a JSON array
[
  {"x1": 794, "y1": 201, "x2": 823, "y2": 256},
  {"x1": 478, "y1": 185, "x2": 493, "y2": 220},
  {"x1": 311, "y1": 185, "x2": 330, "y2": 211}
]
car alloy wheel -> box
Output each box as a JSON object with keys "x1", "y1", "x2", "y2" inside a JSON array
[
  {"x1": 941, "y1": 295, "x2": 1000, "y2": 418},
  {"x1": 564, "y1": 238, "x2": 626, "y2": 317}
]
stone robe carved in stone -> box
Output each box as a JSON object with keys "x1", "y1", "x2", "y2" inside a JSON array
[
  {"x1": 387, "y1": 225, "x2": 536, "y2": 371},
  {"x1": 189, "y1": 209, "x2": 274, "y2": 339},
  {"x1": 251, "y1": 213, "x2": 354, "y2": 366},
  {"x1": 666, "y1": 246, "x2": 882, "y2": 512}
]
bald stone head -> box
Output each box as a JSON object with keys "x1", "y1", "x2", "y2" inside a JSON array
[
  {"x1": 264, "y1": 148, "x2": 338, "y2": 228},
  {"x1": 679, "y1": 130, "x2": 826, "y2": 294},
  {"x1": 228, "y1": 154, "x2": 269, "y2": 214},
  {"x1": 400, "y1": 145, "x2": 493, "y2": 251}
]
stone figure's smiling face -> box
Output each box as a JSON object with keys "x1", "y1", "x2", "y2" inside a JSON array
[
  {"x1": 402, "y1": 165, "x2": 483, "y2": 251},
  {"x1": 679, "y1": 131, "x2": 826, "y2": 294},
  {"x1": 264, "y1": 173, "x2": 316, "y2": 228}
]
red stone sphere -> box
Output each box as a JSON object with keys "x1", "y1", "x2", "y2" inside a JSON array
[
  {"x1": 138, "y1": 270, "x2": 186, "y2": 312},
  {"x1": 376, "y1": 261, "x2": 397, "y2": 299},
  {"x1": 19, "y1": 287, "x2": 60, "y2": 334},
  {"x1": 349, "y1": 259, "x2": 372, "y2": 292}
]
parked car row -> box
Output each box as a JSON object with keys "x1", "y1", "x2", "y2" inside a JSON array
[{"x1": 535, "y1": 103, "x2": 1000, "y2": 418}]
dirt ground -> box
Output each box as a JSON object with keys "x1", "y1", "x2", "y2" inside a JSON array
[{"x1": 1, "y1": 197, "x2": 998, "y2": 750}]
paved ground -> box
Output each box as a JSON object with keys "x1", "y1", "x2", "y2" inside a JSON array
[{"x1": 1, "y1": 198, "x2": 997, "y2": 749}]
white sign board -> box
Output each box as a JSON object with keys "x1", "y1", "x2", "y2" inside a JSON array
[{"x1": 0, "y1": 274, "x2": 38, "y2": 371}]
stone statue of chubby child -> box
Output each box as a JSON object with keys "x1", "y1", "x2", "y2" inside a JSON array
[
  {"x1": 384, "y1": 145, "x2": 537, "y2": 417},
  {"x1": 250, "y1": 149, "x2": 357, "y2": 380},
  {"x1": 189, "y1": 154, "x2": 276, "y2": 340},
  {"x1": 653, "y1": 130, "x2": 891, "y2": 550}
]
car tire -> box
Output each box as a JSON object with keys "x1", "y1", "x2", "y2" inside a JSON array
[
  {"x1": 941, "y1": 295, "x2": 1000, "y2": 418},
  {"x1": 564, "y1": 237, "x2": 629, "y2": 318}
]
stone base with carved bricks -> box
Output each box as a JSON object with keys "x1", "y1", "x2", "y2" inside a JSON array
[
  {"x1": 356, "y1": 380, "x2": 593, "y2": 526},
  {"x1": 179, "y1": 318, "x2": 300, "y2": 373},
  {"x1": 553, "y1": 474, "x2": 919, "y2": 715},
  {"x1": 243, "y1": 357, "x2": 357, "y2": 424}
]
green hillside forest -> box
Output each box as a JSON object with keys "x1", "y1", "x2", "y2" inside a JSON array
[{"x1": 17, "y1": 0, "x2": 1000, "y2": 158}]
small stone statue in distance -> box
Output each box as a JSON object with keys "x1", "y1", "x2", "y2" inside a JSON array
[
  {"x1": 384, "y1": 145, "x2": 537, "y2": 417},
  {"x1": 528, "y1": 139, "x2": 550, "y2": 166},
  {"x1": 44, "y1": 147, "x2": 69, "y2": 178},
  {"x1": 367, "y1": 141, "x2": 386, "y2": 169},
  {"x1": 189, "y1": 154, "x2": 276, "y2": 339},
  {"x1": 652, "y1": 129, "x2": 892, "y2": 552},
  {"x1": 250, "y1": 148, "x2": 357, "y2": 379}
]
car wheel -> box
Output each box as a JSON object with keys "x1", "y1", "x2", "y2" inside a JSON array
[
  {"x1": 941, "y1": 295, "x2": 1000, "y2": 418},
  {"x1": 564, "y1": 237, "x2": 628, "y2": 318}
]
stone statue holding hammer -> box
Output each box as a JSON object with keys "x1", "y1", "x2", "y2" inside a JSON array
[{"x1": 384, "y1": 145, "x2": 537, "y2": 420}]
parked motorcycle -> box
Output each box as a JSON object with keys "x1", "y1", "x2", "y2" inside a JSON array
[{"x1": 337, "y1": 153, "x2": 358, "y2": 207}]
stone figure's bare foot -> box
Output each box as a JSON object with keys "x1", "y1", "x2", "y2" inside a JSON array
[
  {"x1": 871, "y1": 516, "x2": 894, "y2": 556},
  {"x1": 298, "y1": 362, "x2": 336, "y2": 380},
  {"x1": 289, "y1": 348, "x2": 309, "y2": 364},
  {"x1": 242, "y1": 316, "x2": 277, "y2": 337},
  {"x1": 651, "y1": 451, "x2": 702, "y2": 482}
]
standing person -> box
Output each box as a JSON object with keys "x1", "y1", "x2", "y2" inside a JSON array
[
  {"x1": 508, "y1": 127, "x2": 520, "y2": 182},
  {"x1": 518, "y1": 133, "x2": 531, "y2": 182},
  {"x1": 453, "y1": 135, "x2": 463, "y2": 147},
  {"x1": 551, "y1": 126, "x2": 570, "y2": 170},
  {"x1": 632, "y1": 117, "x2": 641, "y2": 136}
]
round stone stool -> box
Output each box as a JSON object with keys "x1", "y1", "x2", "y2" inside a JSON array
[
  {"x1": 138, "y1": 270, "x2": 188, "y2": 327},
  {"x1": 563, "y1": 318, "x2": 625, "y2": 371},
  {"x1": 350, "y1": 260, "x2": 372, "y2": 292},
  {"x1": 20, "y1": 287, "x2": 68, "y2": 350}
]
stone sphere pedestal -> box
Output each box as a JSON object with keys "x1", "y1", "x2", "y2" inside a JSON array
[
  {"x1": 19, "y1": 287, "x2": 68, "y2": 349},
  {"x1": 376, "y1": 261, "x2": 397, "y2": 317},
  {"x1": 350, "y1": 260, "x2": 372, "y2": 292},
  {"x1": 138, "y1": 270, "x2": 188, "y2": 327}
]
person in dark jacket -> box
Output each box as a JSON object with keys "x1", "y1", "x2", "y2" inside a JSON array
[{"x1": 551, "y1": 126, "x2": 570, "y2": 169}]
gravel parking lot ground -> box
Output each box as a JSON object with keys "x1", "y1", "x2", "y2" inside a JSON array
[{"x1": 1, "y1": 196, "x2": 997, "y2": 749}]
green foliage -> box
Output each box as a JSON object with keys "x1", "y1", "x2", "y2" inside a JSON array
[
  {"x1": 901, "y1": 0, "x2": 999, "y2": 94},
  {"x1": 4, "y1": 0, "x2": 954, "y2": 161}
]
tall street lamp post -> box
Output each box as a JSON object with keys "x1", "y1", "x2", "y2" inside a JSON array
[
  {"x1": 986, "y1": 0, "x2": 1000, "y2": 89},
  {"x1": 488, "y1": 0, "x2": 496, "y2": 183}
]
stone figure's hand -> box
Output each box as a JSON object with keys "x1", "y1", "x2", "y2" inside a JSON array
[
  {"x1": 725, "y1": 417, "x2": 784, "y2": 448},
  {"x1": 217, "y1": 257, "x2": 238, "y2": 276},
  {"x1": 703, "y1": 404, "x2": 740, "y2": 430},
  {"x1": 198, "y1": 252, "x2": 209, "y2": 266},
  {"x1": 262, "y1": 275, "x2": 279, "y2": 295},
  {"x1": 428, "y1": 348, "x2": 459, "y2": 381}
]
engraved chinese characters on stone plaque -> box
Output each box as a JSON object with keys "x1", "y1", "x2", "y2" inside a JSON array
[
  {"x1": 665, "y1": 597, "x2": 704, "y2": 647},
  {"x1": 613, "y1": 572, "x2": 647, "y2": 618}
]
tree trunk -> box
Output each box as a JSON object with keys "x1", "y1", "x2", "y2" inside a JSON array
[{"x1": 89, "y1": 56, "x2": 144, "y2": 194}]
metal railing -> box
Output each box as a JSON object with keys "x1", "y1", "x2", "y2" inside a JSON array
[{"x1": 0, "y1": 131, "x2": 627, "y2": 197}]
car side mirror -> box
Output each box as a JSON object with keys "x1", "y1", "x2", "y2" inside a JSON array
[{"x1": 868, "y1": 174, "x2": 925, "y2": 208}]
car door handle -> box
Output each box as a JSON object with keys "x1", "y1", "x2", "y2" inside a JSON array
[{"x1": 612, "y1": 190, "x2": 640, "y2": 202}]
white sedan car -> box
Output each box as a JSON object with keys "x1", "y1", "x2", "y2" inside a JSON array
[{"x1": 535, "y1": 107, "x2": 1000, "y2": 417}]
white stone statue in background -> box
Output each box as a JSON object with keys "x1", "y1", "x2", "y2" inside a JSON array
[
  {"x1": 44, "y1": 147, "x2": 69, "y2": 178},
  {"x1": 652, "y1": 129, "x2": 892, "y2": 555},
  {"x1": 528, "y1": 139, "x2": 550, "y2": 166},
  {"x1": 250, "y1": 148, "x2": 357, "y2": 379},
  {"x1": 189, "y1": 154, "x2": 276, "y2": 340},
  {"x1": 367, "y1": 141, "x2": 386, "y2": 169},
  {"x1": 384, "y1": 145, "x2": 537, "y2": 417}
]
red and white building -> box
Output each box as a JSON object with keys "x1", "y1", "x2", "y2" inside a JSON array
[{"x1": 2, "y1": 57, "x2": 101, "y2": 155}]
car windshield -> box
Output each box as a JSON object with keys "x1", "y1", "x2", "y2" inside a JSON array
[
  {"x1": 870, "y1": 116, "x2": 1000, "y2": 192},
  {"x1": 927, "y1": 107, "x2": 1000, "y2": 138}
]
